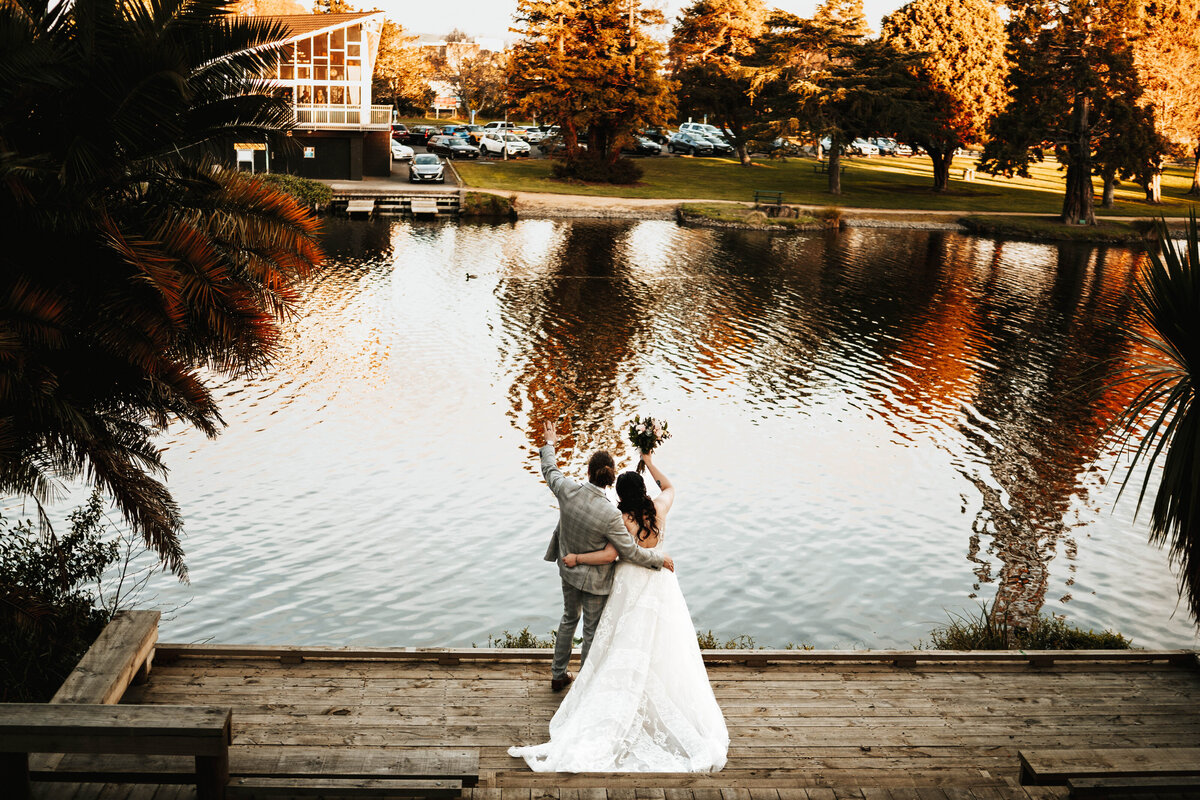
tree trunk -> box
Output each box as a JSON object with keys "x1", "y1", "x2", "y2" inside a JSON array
[
  {"x1": 737, "y1": 144, "x2": 752, "y2": 166},
  {"x1": 1143, "y1": 168, "x2": 1162, "y2": 203},
  {"x1": 828, "y1": 147, "x2": 842, "y2": 195},
  {"x1": 1060, "y1": 95, "x2": 1095, "y2": 225},
  {"x1": 1190, "y1": 143, "x2": 1200, "y2": 196},
  {"x1": 1100, "y1": 167, "x2": 1117, "y2": 208},
  {"x1": 928, "y1": 146, "x2": 955, "y2": 192}
]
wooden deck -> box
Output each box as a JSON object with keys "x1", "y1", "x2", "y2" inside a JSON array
[{"x1": 26, "y1": 643, "x2": 1200, "y2": 799}]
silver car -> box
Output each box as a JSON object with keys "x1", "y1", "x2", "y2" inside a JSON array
[{"x1": 409, "y1": 153, "x2": 445, "y2": 183}]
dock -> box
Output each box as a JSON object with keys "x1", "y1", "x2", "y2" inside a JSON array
[{"x1": 10, "y1": 612, "x2": 1200, "y2": 798}]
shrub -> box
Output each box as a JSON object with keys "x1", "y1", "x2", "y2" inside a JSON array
[
  {"x1": 818, "y1": 206, "x2": 843, "y2": 229},
  {"x1": 258, "y1": 173, "x2": 333, "y2": 208},
  {"x1": 696, "y1": 630, "x2": 758, "y2": 649},
  {"x1": 461, "y1": 192, "x2": 517, "y2": 218},
  {"x1": 480, "y1": 627, "x2": 556, "y2": 648},
  {"x1": 551, "y1": 156, "x2": 644, "y2": 185},
  {"x1": 918, "y1": 602, "x2": 1132, "y2": 650},
  {"x1": 0, "y1": 493, "x2": 120, "y2": 701}
]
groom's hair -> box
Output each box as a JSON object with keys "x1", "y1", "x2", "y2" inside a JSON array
[{"x1": 587, "y1": 451, "x2": 617, "y2": 488}]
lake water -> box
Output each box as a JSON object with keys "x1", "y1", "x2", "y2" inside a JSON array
[{"x1": 56, "y1": 218, "x2": 1200, "y2": 649}]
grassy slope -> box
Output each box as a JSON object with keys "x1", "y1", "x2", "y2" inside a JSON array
[{"x1": 455, "y1": 154, "x2": 1200, "y2": 217}]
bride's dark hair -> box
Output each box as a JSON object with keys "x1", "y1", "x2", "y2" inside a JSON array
[{"x1": 616, "y1": 471, "x2": 658, "y2": 543}]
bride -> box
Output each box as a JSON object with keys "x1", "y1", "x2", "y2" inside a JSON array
[{"x1": 508, "y1": 451, "x2": 729, "y2": 772}]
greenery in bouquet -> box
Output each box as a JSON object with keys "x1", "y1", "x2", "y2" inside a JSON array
[{"x1": 627, "y1": 415, "x2": 671, "y2": 473}]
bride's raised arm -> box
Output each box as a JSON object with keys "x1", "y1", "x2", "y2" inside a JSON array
[
  {"x1": 564, "y1": 543, "x2": 618, "y2": 567},
  {"x1": 641, "y1": 452, "x2": 675, "y2": 515}
]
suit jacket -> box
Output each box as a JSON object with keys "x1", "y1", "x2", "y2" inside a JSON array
[{"x1": 540, "y1": 444, "x2": 663, "y2": 594}]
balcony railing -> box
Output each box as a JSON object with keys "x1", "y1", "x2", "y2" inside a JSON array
[{"x1": 293, "y1": 104, "x2": 392, "y2": 130}]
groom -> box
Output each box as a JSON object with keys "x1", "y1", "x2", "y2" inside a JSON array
[{"x1": 539, "y1": 421, "x2": 674, "y2": 691}]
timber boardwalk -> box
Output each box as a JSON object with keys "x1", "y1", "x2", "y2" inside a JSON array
[{"x1": 12, "y1": 613, "x2": 1200, "y2": 798}]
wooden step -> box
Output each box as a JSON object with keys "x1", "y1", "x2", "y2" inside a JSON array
[
  {"x1": 1020, "y1": 747, "x2": 1200, "y2": 784},
  {"x1": 227, "y1": 776, "x2": 462, "y2": 797},
  {"x1": 409, "y1": 198, "x2": 439, "y2": 215},
  {"x1": 345, "y1": 199, "x2": 376, "y2": 215},
  {"x1": 1068, "y1": 774, "x2": 1200, "y2": 796}
]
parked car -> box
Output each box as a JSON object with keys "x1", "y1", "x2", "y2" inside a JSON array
[
  {"x1": 640, "y1": 127, "x2": 671, "y2": 144},
  {"x1": 869, "y1": 137, "x2": 896, "y2": 155},
  {"x1": 700, "y1": 134, "x2": 736, "y2": 156},
  {"x1": 848, "y1": 138, "x2": 879, "y2": 156},
  {"x1": 679, "y1": 121, "x2": 724, "y2": 139},
  {"x1": 463, "y1": 124, "x2": 488, "y2": 143},
  {"x1": 390, "y1": 139, "x2": 415, "y2": 161},
  {"x1": 409, "y1": 153, "x2": 445, "y2": 183},
  {"x1": 758, "y1": 138, "x2": 801, "y2": 158},
  {"x1": 893, "y1": 141, "x2": 914, "y2": 156},
  {"x1": 428, "y1": 135, "x2": 481, "y2": 159},
  {"x1": 621, "y1": 136, "x2": 662, "y2": 156},
  {"x1": 668, "y1": 131, "x2": 715, "y2": 155},
  {"x1": 441, "y1": 125, "x2": 471, "y2": 139},
  {"x1": 405, "y1": 125, "x2": 439, "y2": 145},
  {"x1": 480, "y1": 132, "x2": 531, "y2": 157},
  {"x1": 522, "y1": 128, "x2": 546, "y2": 144},
  {"x1": 391, "y1": 123, "x2": 409, "y2": 140},
  {"x1": 483, "y1": 121, "x2": 529, "y2": 137}
]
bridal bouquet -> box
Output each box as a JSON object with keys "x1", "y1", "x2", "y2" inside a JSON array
[{"x1": 627, "y1": 415, "x2": 671, "y2": 473}]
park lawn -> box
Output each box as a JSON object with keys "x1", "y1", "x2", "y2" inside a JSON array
[{"x1": 454, "y1": 154, "x2": 1200, "y2": 217}]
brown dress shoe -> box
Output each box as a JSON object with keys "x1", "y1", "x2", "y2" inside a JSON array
[{"x1": 550, "y1": 672, "x2": 574, "y2": 692}]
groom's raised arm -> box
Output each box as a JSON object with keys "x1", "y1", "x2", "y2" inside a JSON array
[
  {"x1": 602, "y1": 515, "x2": 665, "y2": 571},
  {"x1": 539, "y1": 421, "x2": 569, "y2": 497}
]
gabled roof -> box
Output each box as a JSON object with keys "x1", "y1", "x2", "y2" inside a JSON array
[{"x1": 255, "y1": 12, "x2": 381, "y2": 42}]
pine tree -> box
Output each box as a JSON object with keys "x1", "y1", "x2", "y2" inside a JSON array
[
  {"x1": 880, "y1": 0, "x2": 1009, "y2": 192},
  {"x1": 670, "y1": 0, "x2": 769, "y2": 166},
  {"x1": 980, "y1": 0, "x2": 1154, "y2": 225}
]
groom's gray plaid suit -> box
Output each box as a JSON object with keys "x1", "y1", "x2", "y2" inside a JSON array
[{"x1": 540, "y1": 444, "x2": 664, "y2": 679}]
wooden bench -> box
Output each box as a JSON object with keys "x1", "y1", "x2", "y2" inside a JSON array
[
  {"x1": 812, "y1": 161, "x2": 844, "y2": 174},
  {"x1": 1020, "y1": 747, "x2": 1200, "y2": 795},
  {"x1": 753, "y1": 190, "x2": 783, "y2": 206},
  {"x1": 1, "y1": 703, "x2": 232, "y2": 800},
  {"x1": 36, "y1": 745, "x2": 479, "y2": 797},
  {"x1": 52, "y1": 609, "x2": 159, "y2": 705}
]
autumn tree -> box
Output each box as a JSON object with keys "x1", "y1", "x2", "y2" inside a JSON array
[
  {"x1": 509, "y1": 0, "x2": 674, "y2": 181},
  {"x1": 455, "y1": 51, "x2": 508, "y2": 123},
  {"x1": 880, "y1": 0, "x2": 1008, "y2": 192},
  {"x1": 232, "y1": 0, "x2": 307, "y2": 14},
  {"x1": 980, "y1": 0, "x2": 1153, "y2": 225},
  {"x1": 1134, "y1": 0, "x2": 1200, "y2": 198},
  {"x1": 670, "y1": 0, "x2": 769, "y2": 166},
  {"x1": 313, "y1": 0, "x2": 353, "y2": 12},
  {"x1": 372, "y1": 21, "x2": 433, "y2": 113}
]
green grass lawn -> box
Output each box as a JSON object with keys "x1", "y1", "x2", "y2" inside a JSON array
[{"x1": 455, "y1": 154, "x2": 1200, "y2": 217}]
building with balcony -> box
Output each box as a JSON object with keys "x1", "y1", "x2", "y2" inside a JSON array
[{"x1": 239, "y1": 11, "x2": 393, "y2": 180}]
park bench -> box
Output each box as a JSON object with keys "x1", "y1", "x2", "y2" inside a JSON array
[
  {"x1": 1019, "y1": 747, "x2": 1200, "y2": 797},
  {"x1": 812, "y1": 161, "x2": 844, "y2": 175},
  {"x1": 1, "y1": 702, "x2": 232, "y2": 799},
  {"x1": 753, "y1": 190, "x2": 783, "y2": 207}
]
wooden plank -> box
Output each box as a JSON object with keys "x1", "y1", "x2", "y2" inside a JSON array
[
  {"x1": 1019, "y1": 749, "x2": 1200, "y2": 784},
  {"x1": 53, "y1": 611, "x2": 160, "y2": 705},
  {"x1": 226, "y1": 776, "x2": 461, "y2": 796},
  {"x1": 0, "y1": 704, "x2": 230, "y2": 757},
  {"x1": 1066, "y1": 776, "x2": 1200, "y2": 796},
  {"x1": 152, "y1": 644, "x2": 1199, "y2": 667}
]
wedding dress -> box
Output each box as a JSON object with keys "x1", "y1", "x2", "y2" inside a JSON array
[{"x1": 508, "y1": 532, "x2": 729, "y2": 772}]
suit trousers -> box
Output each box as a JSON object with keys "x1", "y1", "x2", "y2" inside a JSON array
[{"x1": 552, "y1": 581, "x2": 608, "y2": 679}]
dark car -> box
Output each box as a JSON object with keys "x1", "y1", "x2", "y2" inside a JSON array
[
  {"x1": 391, "y1": 123, "x2": 408, "y2": 140},
  {"x1": 640, "y1": 127, "x2": 671, "y2": 144},
  {"x1": 409, "y1": 153, "x2": 445, "y2": 183},
  {"x1": 701, "y1": 134, "x2": 736, "y2": 156},
  {"x1": 427, "y1": 135, "x2": 480, "y2": 159},
  {"x1": 621, "y1": 136, "x2": 662, "y2": 156},
  {"x1": 405, "y1": 125, "x2": 439, "y2": 145},
  {"x1": 667, "y1": 132, "x2": 714, "y2": 155}
]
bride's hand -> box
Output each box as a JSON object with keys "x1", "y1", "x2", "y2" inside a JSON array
[{"x1": 564, "y1": 553, "x2": 579, "y2": 567}]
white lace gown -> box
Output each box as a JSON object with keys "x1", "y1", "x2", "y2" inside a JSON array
[{"x1": 508, "y1": 535, "x2": 729, "y2": 772}]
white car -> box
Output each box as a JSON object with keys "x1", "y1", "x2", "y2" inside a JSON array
[
  {"x1": 480, "y1": 132, "x2": 531, "y2": 157},
  {"x1": 390, "y1": 139, "x2": 414, "y2": 161},
  {"x1": 523, "y1": 128, "x2": 546, "y2": 144},
  {"x1": 849, "y1": 138, "x2": 879, "y2": 156}
]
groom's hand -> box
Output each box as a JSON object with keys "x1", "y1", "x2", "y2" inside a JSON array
[
  {"x1": 542, "y1": 420, "x2": 559, "y2": 447},
  {"x1": 662, "y1": 555, "x2": 675, "y2": 572}
]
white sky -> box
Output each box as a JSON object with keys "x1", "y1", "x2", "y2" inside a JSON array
[{"x1": 377, "y1": 1, "x2": 904, "y2": 41}]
